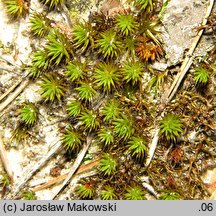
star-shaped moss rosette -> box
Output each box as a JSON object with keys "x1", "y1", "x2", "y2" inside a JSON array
[
  {"x1": 45, "y1": 29, "x2": 72, "y2": 66},
  {"x1": 79, "y1": 110, "x2": 100, "y2": 132},
  {"x1": 39, "y1": 73, "x2": 66, "y2": 102},
  {"x1": 76, "y1": 180, "x2": 95, "y2": 199},
  {"x1": 159, "y1": 114, "x2": 183, "y2": 142},
  {"x1": 99, "y1": 153, "x2": 117, "y2": 176},
  {"x1": 62, "y1": 126, "x2": 83, "y2": 152},
  {"x1": 18, "y1": 103, "x2": 39, "y2": 126},
  {"x1": 96, "y1": 29, "x2": 123, "y2": 59},
  {"x1": 124, "y1": 185, "x2": 146, "y2": 200},
  {"x1": 101, "y1": 99, "x2": 122, "y2": 122},
  {"x1": 66, "y1": 100, "x2": 83, "y2": 117},
  {"x1": 30, "y1": 12, "x2": 51, "y2": 37},
  {"x1": 127, "y1": 136, "x2": 147, "y2": 160},
  {"x1": 76, "y1": 82, "x2": 97, "y2": 102},
  {"x1": 115, "y1": 14, "x2": 138, "y2": 36},
  {"x1": 100, "y1": 185, "x2": 118, "y2": 200},
  {"x1": 114, "y1": 115, "x2": 135, "y2": 140},
  {"x1": 122, "y1": 61, "x2": 143, "y2": 84},
  {"x1": 29, "y1": 49, "x2": 49, "y2": 78},
  {"x1": 3, "y1": 0, "x2": 29, "y2": 19},
  {"x1": 194, "y1": 66, "x2": 210, "y2": 84},
  {"x1": 158, "y1": 191, "x2": 181, "y2": 200},
  {"x1": 72, "y1": 21, "x2": 95, "y2": 53},
  {"x1": 94, "y1": 62, "x2": 121, "y2": 92},
  {"x1": 66, "y1": 60, "x2": 86, "y2": 83},
  {"x1": 97, "y1": 127, "x2": 114, "y2": 147}
]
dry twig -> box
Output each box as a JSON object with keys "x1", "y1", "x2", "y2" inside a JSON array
[
  {"x1": 145, "y1": 127, "x2": 160, "y2": 167},
  {"x1": 0, "y1": 75, "x2": 28, "y2": 103},
  {"x1": 0, "y1": 134, "x2": 14, "y2": 183},
  {"x1": 32, "y1": 158, "x2": 99, "y2": 192},
  {"x1": 51, "y1": 135, "x2": 94, "y2": 200},
  {"x1": 0, "y1": 78, "x2": 31, "y2": 113}
]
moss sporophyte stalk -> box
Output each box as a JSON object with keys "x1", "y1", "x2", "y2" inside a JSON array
[{"x1": 2, "y1": 0, "x2": 214, "y2": 200}]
